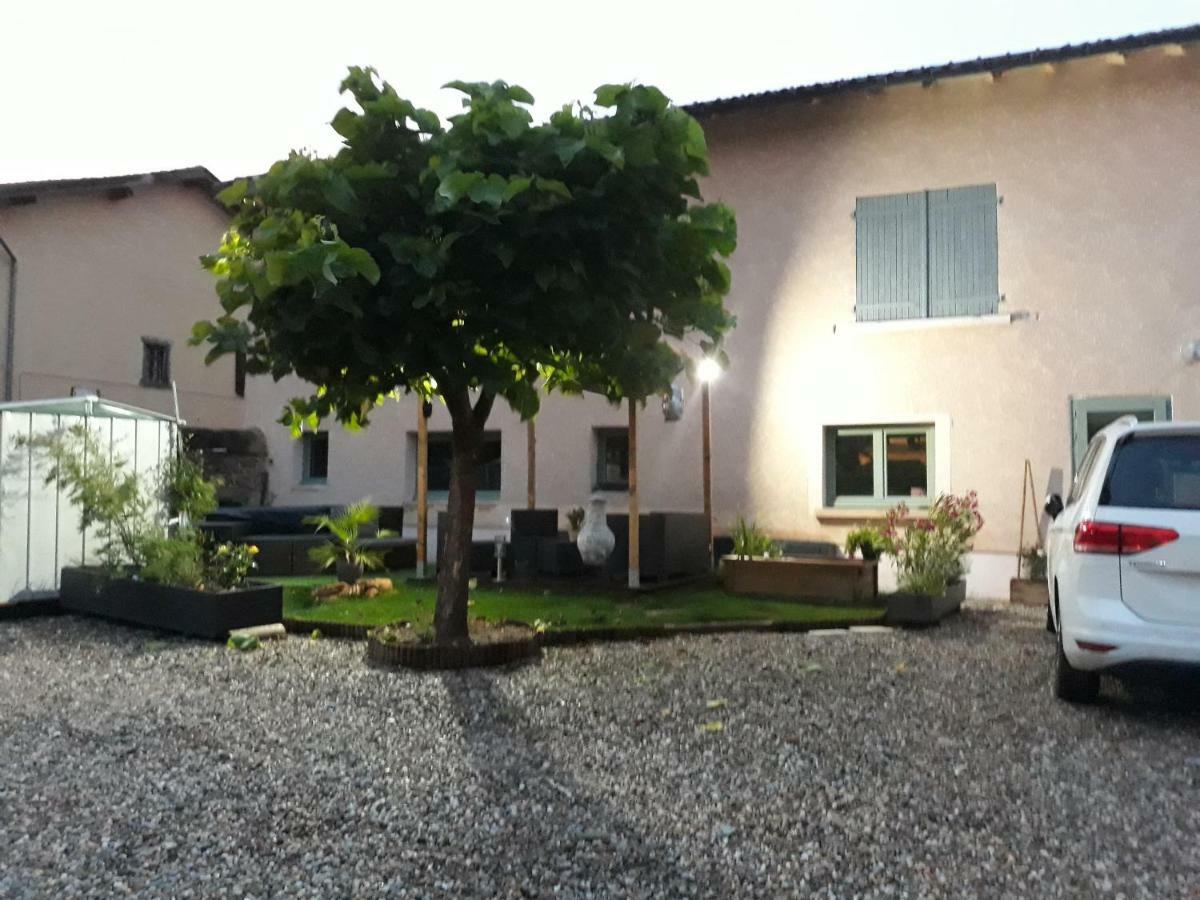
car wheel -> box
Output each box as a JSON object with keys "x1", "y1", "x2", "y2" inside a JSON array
[{"x1": 1054, "y1": 622, "x2": 1100, "y2": 704}]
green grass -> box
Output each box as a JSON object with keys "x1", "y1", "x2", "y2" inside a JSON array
[{"x1": 280, "y1": 572, "x2": 883, "y2": 631}]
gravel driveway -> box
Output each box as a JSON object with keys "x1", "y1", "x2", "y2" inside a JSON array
[{"x1": 1, "y1": 607, "x2": 1198, "y2": 899}]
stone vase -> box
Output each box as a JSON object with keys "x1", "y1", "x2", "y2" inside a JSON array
[{"x1": 576, "y1": 496, "x2": 616, "y2": 566}]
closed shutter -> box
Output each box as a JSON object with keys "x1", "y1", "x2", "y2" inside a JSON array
[
  {"x1": 928, "y1": 184, "x2": 999, "y2": 318},
  {"x1": 855, "y1": 191, "x2": 927, "y2": 322}
]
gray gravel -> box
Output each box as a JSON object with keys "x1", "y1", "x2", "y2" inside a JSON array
[{"x1": 1, "y1": 607, "x2": 1198, "y2": 899}]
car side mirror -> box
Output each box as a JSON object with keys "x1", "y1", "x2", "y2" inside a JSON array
[{"x1": 1044, "y1": 493, "x2": 1064, "y2": 520}]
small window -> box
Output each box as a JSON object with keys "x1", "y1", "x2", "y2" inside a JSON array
[
  {"x1": 234, "y1": 351, "x2": 247, "y2": 398},
  {"x1": 826, "y1": 424, "x2": 933, "y2": 506},
  {"x1": 301, "y1": 431, "x2": 329, "y2": 483},
  {"x1": 594, "y1": 428, "x2": 629, "y2": 490},
  {"x1": 141, "y1": 339, "x2": 171, "y2": 388},
  {"x1": 425, "y1": 432, "x2": 502, "y2": 494}
]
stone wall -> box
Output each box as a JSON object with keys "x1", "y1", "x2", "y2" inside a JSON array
[{"x1": 183, "y1": 427, "x2": 270, "y2": 507}]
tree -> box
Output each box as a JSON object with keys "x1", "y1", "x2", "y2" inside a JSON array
[{"x1": 193, "y1": 68, "x2": 737, "y2": 642}]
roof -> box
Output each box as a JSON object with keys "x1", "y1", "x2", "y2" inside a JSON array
[
  {"x1": 685, "y1": 23, "x2": 1200, "y2": 117},
  {"x1": 0, "y1": 166, "x2": 222, "y2": 207},
  {"x1": 0, "y1": 396, "x2": 180, "y2": 422}
]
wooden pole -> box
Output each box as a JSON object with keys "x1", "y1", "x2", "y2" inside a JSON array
[
  {"x1": 627, "y1": 398, "x2": 639, "y2": 589},
  {"x1": 701, "y1": 381, "x2": 713, "y2": 568},
  {"x1": 526, "y1": 418, "x2": 536, "y2": 510},
  {"x1": 415, "y1": 401, "x2": 429, "y2": 578}
]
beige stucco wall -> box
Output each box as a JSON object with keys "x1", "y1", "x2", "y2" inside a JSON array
[
  {"x1": 256, "y1": 47, "x2": 1200, "y2": 582},
  {"x1": 695, "y1": 47, "x2": 1200, "y2": 562},
  {"x1": 0, "y1": 185, "x2": 243, "y2": 427}
]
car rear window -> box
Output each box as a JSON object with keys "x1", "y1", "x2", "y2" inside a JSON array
[{"x1": 1101, "y1": 433, "x2": 1200, "y2": 509}]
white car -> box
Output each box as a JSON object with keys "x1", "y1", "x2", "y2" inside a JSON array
[{"x1": 1045, "y1": 417, "x2": 1200, "y2": 703}]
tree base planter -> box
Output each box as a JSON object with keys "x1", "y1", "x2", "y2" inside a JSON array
[
  {"x1": 367, "y1": 621, "x2": 539, "y2": 670},
  {"x1": 59, "y1": 567, "x2": 282, "y2": 640},
  {"x1": 885, "y1": 580, "x2": 967, "y2": 626},
  {"x1": 1010, "y1": 578, "x2": 1049, "y2": 608},
  {"x1": 719, "y1": 556, "x2": 878, "y2": 605}
]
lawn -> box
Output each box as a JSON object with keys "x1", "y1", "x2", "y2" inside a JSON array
[{"x1": 280, "y1": 573, "x2": 884, "y2": 631}]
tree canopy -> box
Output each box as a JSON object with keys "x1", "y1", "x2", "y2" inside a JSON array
[{"x1": 194, "y1": 68, "x2": 737, "y2": 429}]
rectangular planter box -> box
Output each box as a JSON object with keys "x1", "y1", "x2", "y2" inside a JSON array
[
  {"x1": 59, "y1": 567, "x2": 282, "y2": 640},
  {"x1": 606, "y1": 513, "x2": 711, "y2": 581},
  {"x1": 720, "y1": 555, "x2": 878, "y2": 605},
  {"x1": 1010, "y1": 578, "x2": 1049, "y2": 608},
  {"x1": 885, "y1": 580, "x2": 967, "y2": 626}
]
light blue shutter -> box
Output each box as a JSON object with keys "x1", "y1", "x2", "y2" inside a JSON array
[
  {"x1": 855, "y1": 192, "x2": 927, "y2": 322},
  {"x1": 928, "y1": 184, "x2": 999, "y2": 318}
]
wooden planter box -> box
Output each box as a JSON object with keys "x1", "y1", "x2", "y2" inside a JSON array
[
  {"x1": 885, "y1": 580, "x2": 966, "y2": 626},
  {"x1": 1010, "y1": 578, "x2": 1049, "y2": 608},
  {"x1": 719, "y1": 555, "x2": 878, "y2": 605},
  {"x1": 59, "y1": 567, "x2": 282, "y2": 640}
]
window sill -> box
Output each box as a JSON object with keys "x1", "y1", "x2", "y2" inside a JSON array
[
  {"x1": 816, "y1": 507, "x2": 927, "y2": 523},
  {"x1": 834, "y1": 310, "x2": 1032, "y2": 335}
]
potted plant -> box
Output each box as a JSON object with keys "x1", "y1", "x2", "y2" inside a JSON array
[
  {"x1": 565, "y1": 507, "x2": 585, "y2": 542},
  {"x1": 844, "y1": 526, "x2": 884, "y2": 561},
  {"x1": 879, "y1": 492, "x2": 984, "y2": 625},
  {"x1": 1010, "y1": 544, "x2": 1049, "y2": 607},
  {"x1": 27, "y1": 425, "x2": 282, "y2": 639},
  {"x1": 305, "y1": 501, "x2": 394, "y2": 584}
]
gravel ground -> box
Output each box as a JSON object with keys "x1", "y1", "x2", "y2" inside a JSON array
[{"x1": 1, "y1": 606, "x2": 1198, "y2": 899}]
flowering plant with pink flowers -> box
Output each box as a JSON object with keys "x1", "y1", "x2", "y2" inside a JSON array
[{"x1": 880, "y1": 491, "x2": 984, "y2": 596}]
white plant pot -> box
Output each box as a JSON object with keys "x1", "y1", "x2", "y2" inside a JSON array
[{"x1": 576, "y1": 495, "x2": 616, "y2": 566}]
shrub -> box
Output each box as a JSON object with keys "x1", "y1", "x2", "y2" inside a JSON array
[
  {"x1": 1020, "y1": 545, "x2": 1047, "y2": 581},
  {"x1": 730, "y1": 516, "x2": 780, "y2": 559},
  {"x1": 880, "y1": 492, "x2": 984, "y2": 596},
  {"x1": 206, "y1": 542, "x2": 259, "y2": 590},
  {"x1": 305, "y1": 501, "x2": 393, "y2": 574},
  {"x1": 845, "y1": 526, "x2": 885, "y2": 560},
  {"x1": 566, "y1": 507, "x2": 585, "y2": 534},
  {"x1": 160, "y1": 451, "x2": 219, "y2": 525},
  {"x1": 141, "y1": 536, "x2": 205, "y2": 588}
]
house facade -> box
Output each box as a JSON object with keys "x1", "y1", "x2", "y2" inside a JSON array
[
  {"x1": 4, "y1": 26, "x2": 1197, "y2": 598},
  {"x1": 0, "y1": 169, "x2": 244, "y2": 427}
]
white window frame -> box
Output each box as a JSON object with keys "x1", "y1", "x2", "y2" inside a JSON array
[{"x1": 811, "y1": 413, "x2": 952, "y2": 516}]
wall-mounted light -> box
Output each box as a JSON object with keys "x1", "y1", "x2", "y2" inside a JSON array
[{"x1": 1182, "y1": 341, "x2": 1200, "y2": 364}]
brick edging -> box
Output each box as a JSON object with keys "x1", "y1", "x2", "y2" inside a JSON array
[
  {"x1": 366, "y1": 633, "x2": 540, "y2": 670},
  {"x1": 282, "y1": 618, "x2": 374, "y2": 639}
]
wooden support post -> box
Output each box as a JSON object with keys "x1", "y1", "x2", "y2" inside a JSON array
[
  {"x1": 701, "y1": 380, "x2": 713, "y2": 568},
  {"x1": 415, "y1": 401, "x2": 429, "y2": 578},
  {"x1": 526, "y1": 418, "x2": 536, "y2": 510},
  {"x1": 627, "y1": 398, "x2": 640, "y2": 589}
]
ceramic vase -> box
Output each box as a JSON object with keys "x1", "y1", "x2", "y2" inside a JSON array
[{"x1": 576, "y1": 495, "x2": 616, "y2": 566}]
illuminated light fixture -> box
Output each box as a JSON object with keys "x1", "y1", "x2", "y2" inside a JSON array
[
  {"x1": 697, "y1": 357, "x2": 722, "y2": 384},
  {"x1": 1163, "y1": 43, "x2": 1186, "y2": 57},
  {"x1": 1104, "y1": 52, "x2": 1126, "y2": 66}
]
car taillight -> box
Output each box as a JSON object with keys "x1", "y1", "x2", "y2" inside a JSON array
[{"x1": 1073, "y1": 520, "x2": 1179, "y2": 555}]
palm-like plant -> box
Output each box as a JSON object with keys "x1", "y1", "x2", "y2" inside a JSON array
[{"x1": 305, "y1": 501, "x2": 395, "y2": 583}]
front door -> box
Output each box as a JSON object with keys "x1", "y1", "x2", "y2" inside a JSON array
[{"x1": 1070, "y1": 395, "x2": 1171, "y2": 472}]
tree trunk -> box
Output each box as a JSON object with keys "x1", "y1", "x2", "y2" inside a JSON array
[{"x1": 433, "y1": 387, "x2": 494, "y2": 643}]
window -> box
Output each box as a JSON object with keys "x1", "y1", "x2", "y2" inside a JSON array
[
  {"x1": 301, "y1": 431, "x2": 329, "y2": 483},
  {"x1": 825, "y1": 424, "x2": 933, "y2": 506},
  {"x1": 1070, "y1": 395, "x2": 1171, "y2": 472},
  {"x1": 594, "y1": 428, "x2": 629, "y2": 490},
  {"x1": 141, "y1": 338, "x2": 171, "y2": 388},
  {"x1": 425, "y1": 432, "x2": 502, "y2": 494},
  {"x1": 1102, "y1": 433, "x2": 1200, "y2": 510},
  {"x1": 1068, "y1": 436, "x2": 1105, "y2": 506},
  {"x1": 855, "y1": 184, "x2": 998, "y2": 322},
  {"x1": 234, "y1": 351, "x2": 247, "y2": 398}
]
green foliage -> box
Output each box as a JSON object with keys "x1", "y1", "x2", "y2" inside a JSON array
[
  {"x1": 565, "y1": 507, "x2": 585, "y2": 533},
  {"x1": 19, "y1": 425, "x2": 153, "y2": 569},
  {"x1": 730, "y1": 516, "x2": 780, "y2": 560},
  {"x1": 192, "y1": 69, "x2": 737, "y2": 431},
  {"x1": 880, "y1": 492, "x2": 984, "y2": 596},
  {"x1": 305, "y1": 500, "x2": 393, "y2": 572},
  {"x1": 227, "y1": 633, "x2": 261, "y2": 652},
  {"x1": 844, "y1": 526, "x2": 885, "y2": 560},
  {"x1": 206, "y1": 542, "x2": 260, "y2": 590},
  {"x1": 1021, "y1": 545, "x2": 1047, "y2": 580},
  {"x1": 160, "y1": 451, "x2": 219, "y2": 524},
  {"x1": 141, "y1": 536, "x2": 205, "y2": 588}
]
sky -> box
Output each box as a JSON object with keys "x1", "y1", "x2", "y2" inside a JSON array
[{"x1": 1, "y1": 0, "x2": 1196, "y2": 184}]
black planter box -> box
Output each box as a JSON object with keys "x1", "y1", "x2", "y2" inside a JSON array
[
  {"x1": 605, "y1": 512, "x2": 710, "y2": 581},
  {"x1": 537, "y1": 538, "x2": 585, "y2": 576},
  {"x1": 510, "y1": 509, "x2": 560, "y2": 539},
  {"x1": 885, "y1": 580, "x2": 967, "y2": 626},
  {"x1": 59, "y1": 567, "x2": 282, "y2": 640}
]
